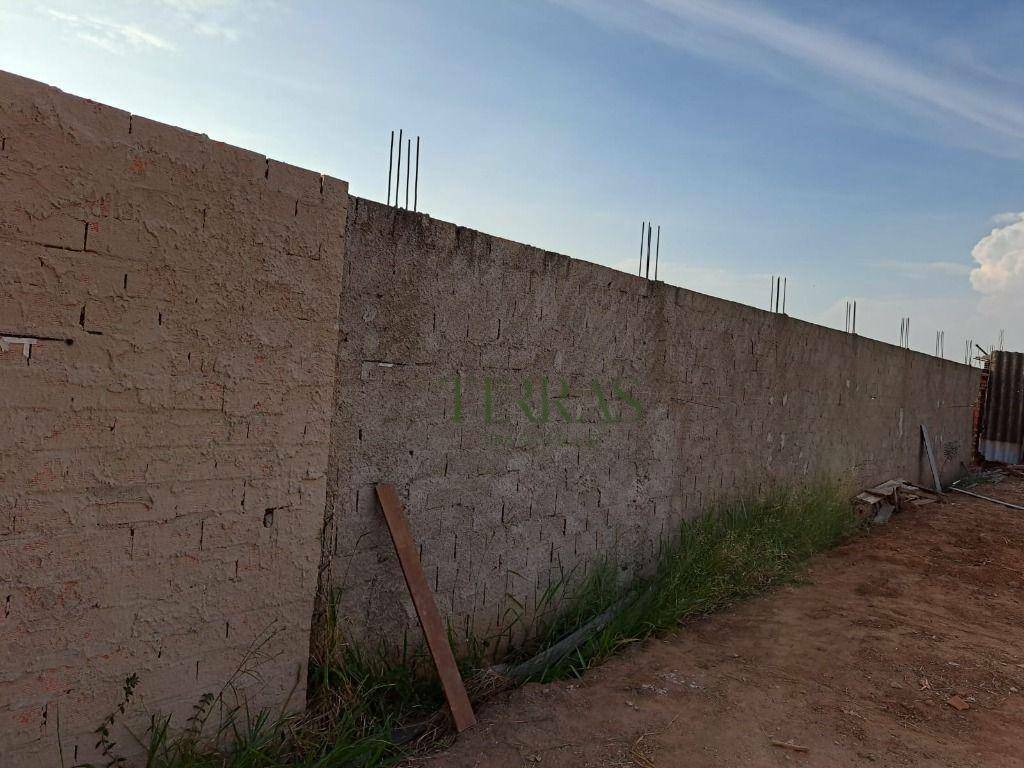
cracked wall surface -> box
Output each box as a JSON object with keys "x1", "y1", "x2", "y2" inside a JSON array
[
  {"x1": 326, "y1": 198, "x2": 981, "y2": 653},
  {"x1": 0, "y1": 71, "x2": 346, "y2": 767}
]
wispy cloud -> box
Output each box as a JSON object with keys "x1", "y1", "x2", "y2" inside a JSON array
[
  {"x1": 553, "y1": 0, "x2": 1024, "y2": 154},
  {"x1": 991, "y1": 211, "x2": 1023, "y2": 226},
  {"x1": 194, "y1": 22, "x2": 240, "y2": 42},
  {"x1": 156, "y1": 0, "x2": 238, "y2": 8},
  {"x1": 42, "y1": 1, "x2": 256, "y2": 53},
  {"x1": 873, "y1": 259, "x2": 973, "y2": 278},
  {"x1": 155, "y1": 0, "x2": 248, "y2": 42},
  {"x1": 47, "y1": 9, "x2": 176, "y2": 53}
]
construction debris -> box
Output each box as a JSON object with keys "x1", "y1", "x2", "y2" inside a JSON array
[
  {"x1": 489, "y1": 591, "x2": 639, "y2": 681},
  {"x1": 955, "y1": 468, "x2": 1008, "y2": 488},
  {"x1": 946, "y1": 467, "x2": 1024, "y2": 510},
  {"x1": 947, "y1": 695, "x2": 971, "y2": 712},
  {"x1": 948, "y1": 487, "x2": 1024, "y2": 511},
  {"x1": 770, "y1": 739, "x2": 811, "y2": 753},
  {"x1": 854, "y1": 479, "x2": 938, "y2": 523}
]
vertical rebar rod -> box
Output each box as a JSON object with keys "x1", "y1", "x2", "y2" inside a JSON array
[
  {"x1": 405, "y1": 138, "x2": 411, "y2": 209},
  {"x1": 395, "y1": 129, "x2": 403, "y2": 207},
  {"x1": 645, "y1": 224, "x2": 652, "y2": 279},
  {"x1": 770, "y1": 277, "x2": 775, "y2": 310},
  {"x1": 853, "y1": 301, "x2": 857, "y2": 334},
  {"x1": 387, "y1": 130, "x2": 394, "y2": 206},
  {"x1": 782, "y1": 277, "x2": 787, "y2": 314},
  {"x1": 414, "y1": 136, "x2": 420, "y2": 212},
  {"x1": 654, "y1": 225, "x2": 660, "y2": 281},
  {"x1": 775, "y1": 277, "x2": 781, "y2": 313}
]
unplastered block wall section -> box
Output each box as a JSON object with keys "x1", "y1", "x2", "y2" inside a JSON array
[
  {"x1": 0, "y1": 71, "x2": 345, "y2": 767},
  {"x1": 327, "y1": 197, "x2": 981, "y2": 652}
]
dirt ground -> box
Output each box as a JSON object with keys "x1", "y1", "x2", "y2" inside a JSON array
[{"x1": 419, "y1": 475, "x2": 1024, "y2": 768}]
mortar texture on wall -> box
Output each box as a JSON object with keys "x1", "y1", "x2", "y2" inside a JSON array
[
  {"x1": 324, "y1": 198, "x2": 981, "y2": 652},
  {"x1": 0, "y1": 71, "x2": 346, "y2": 767}
]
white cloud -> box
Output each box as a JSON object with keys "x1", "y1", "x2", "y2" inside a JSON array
[
  {"x1": 46, "y1": 9, "x2": 176, "y2": 53},
  {"x1": 967, "y1": 213, "x2": 1024, "y2": 346},
  {"x1": 971, "y1": 212, "x2": 1024, "y2": 297},
  {"x1": 552, "y1": 0, "x2": 1024, "y2": 154}
]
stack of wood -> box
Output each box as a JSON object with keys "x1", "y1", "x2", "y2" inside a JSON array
[{"x1": 854, "y1": 479, "x2": 939, "y2": 524}]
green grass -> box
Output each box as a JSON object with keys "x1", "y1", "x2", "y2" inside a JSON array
[
  {"x1": 87, "y1": 479, "x2": 858, "y2": 767},
  {"x1": 85, "y1": 625, "x2": 448, "y2": 767},
  {"x1": 515, "y1": 479, "x2": 860, "y2": 681}
]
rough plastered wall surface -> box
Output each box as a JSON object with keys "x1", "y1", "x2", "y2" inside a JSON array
[
  {"x1": 326, "y1": 198, "x2": 981, "y2": 652},
  {"x1": 0, "y1": 71, "x2": 346, "y2": 767}
]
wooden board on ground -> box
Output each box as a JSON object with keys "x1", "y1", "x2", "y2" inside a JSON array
[{"x1": 375, "y1": 483, "x2": 477, "y2": 733}]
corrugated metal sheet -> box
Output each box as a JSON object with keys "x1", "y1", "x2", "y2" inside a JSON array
[{"x1": 979, "y1": 350, "x2": 1024, "y2": 464}]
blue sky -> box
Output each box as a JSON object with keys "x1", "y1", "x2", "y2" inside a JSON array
[{"x1": 2, "y1": 0, "x2": 1021, "y2": 355}]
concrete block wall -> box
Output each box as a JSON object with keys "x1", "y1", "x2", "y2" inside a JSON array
[
  {"x1": 0, "y1": 72, "x2": 346, "y2": 767},
  {"x1": 326, "y1": 198, "x2": 981, "y2": 652},
  {"x1": 0, "y1": 71, "x2": 983, "y2": 765}
]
